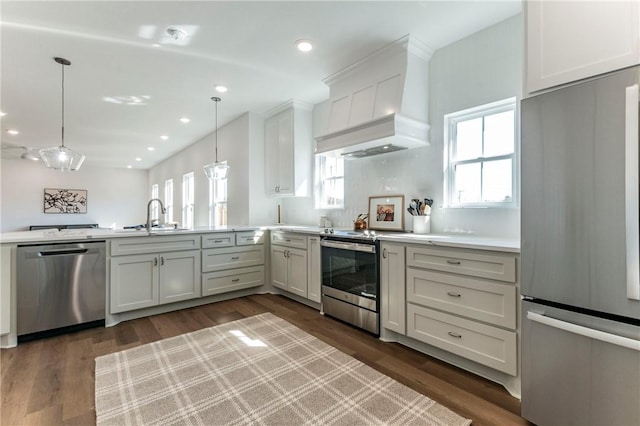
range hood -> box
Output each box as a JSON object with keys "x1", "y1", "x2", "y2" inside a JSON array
[{"x1": 315, "y1": 34, "x2": 433, "y2": 158}]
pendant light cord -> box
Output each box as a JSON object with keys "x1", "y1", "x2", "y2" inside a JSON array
[
  {"x1": 61, "y1": 61, "x2": 65, "y2": 148},
  {"x1": 212, "y1": 97, "x2": 221, "y2": 162}
]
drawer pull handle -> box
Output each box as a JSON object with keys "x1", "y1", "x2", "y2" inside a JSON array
[
  {"x1": 447, "y1": 292, "x2": 461, "y2": 297},
  {"x1": 448, "y1": 331, "x2": 462, "y2": 339},
  {"x1": 231, "y1": 256, "x2": 240, "y2": 260},
  {"x1": 446, "y1": 259, "x2": 461, "y2": 265},
  {"x1": 154, "y1": 257, "x2": 158, "y2": 266},
  {"x1": 214, "y1": 240, "x2": 223, "y2": 243},
  {"x1": 231, "y1": 278, "x2": 240, "y2": 282},
  {"x1": 286, "y1": 239, "x2": 291, "y2": 242},
  {"x1": 382, "y1": 248, "x2": 387, "y2": 259}
]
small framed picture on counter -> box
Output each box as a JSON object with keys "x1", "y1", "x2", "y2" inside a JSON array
[{"x1": 368, "y1": 194, "x2": 404, "y2": 231}]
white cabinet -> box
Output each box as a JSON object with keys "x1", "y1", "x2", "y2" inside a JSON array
[
  {"x1": 380, "y1": 242, "x2": 406, "y2": 334},
  {"x1": 109, "y1": 236, "x2": 201, "y2": 314},
  {"x1": 307, "y1": 236, "x2": 322, "y2": 303},
  {"x1": 526, "y1": 0, "x2": 640, "y2": 93},
  {"x1": 1, "y1": 245, "x2": 13, "y2": 336},
  {"x1": 405, "y1": 244, "x2": 519, "y2": 375},
  {"x1": 270, "y1": 231, "x2": 308, "y2": 298},
  {"x1": 264, "y1": 100, "x2": 312, "y2": 197},
  {"x1": 110, "y1": 249, "x2": 201, "y2": 313},
  {"x1": 201, "y1": 231, "x2": 265, "y2": 296}
]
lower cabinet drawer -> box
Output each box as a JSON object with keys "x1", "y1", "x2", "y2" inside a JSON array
[
  {"x1": 202, "y1": 266, "x2": 264, "y2": 296},
  {"x1": 202, "y1": 246, "x2": 264, "y2": 272},
  {"x1": 407, "y1": 268, "x2": 516, "y2": 329},
  {"x1": 407, "y1": 303, "x2": 517, "y2": 375}
]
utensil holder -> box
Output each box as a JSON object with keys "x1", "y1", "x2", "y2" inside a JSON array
[{"x1": 413, "y1": 215, "x2": 431, "y2": 234}]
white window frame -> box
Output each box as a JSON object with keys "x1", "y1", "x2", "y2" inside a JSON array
[
  {"x1": 150, "y1": 183, "x2": 159, "y2": 221},
  {"x1": 444, "y1": 97, "x2": 519, "y2": 208},
  {"x1": 182, "y1": 172, "x2": 194, "y2": 229},
  {"x1": 209, "y1": 178, "x2": 227, "y2": 227},
  {"x1": 314, "y1": 155, "x2": 344, "y2": 209},
  {"x1": 164, "y1": 179, "x2": 174, "y2": 223}
]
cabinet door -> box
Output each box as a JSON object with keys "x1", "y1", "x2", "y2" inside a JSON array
[
  {"x1": 526, "y1": 0, "x2": 640, "y2": 93},
  {"x1": 159, "y1": 250, "x2": 201, "y2": 305},
  {"x1": 276, "y1": 108, "x2": 294, "y2": 195},
  {"x1": 0, "y1": 245, "x2": 12, "y2": 335},
  {"x1": 110, "y1": 254, "x2": 158, "y2": 313},
  {"x1": 287, "y1": 247, "x2": 308, "y2": 298},
  {"x1": 380, "y1": 243, "x2": 406, "y2": 334},
  {"x1": 307, "y1": 237, "x2": 322, "y2": 303},
  {"x1": 270, "y1": 246, "x2": 288, "y2": 290},
  {"x1": 264, "y1": 115, "x2": 280, "y2": 196}
]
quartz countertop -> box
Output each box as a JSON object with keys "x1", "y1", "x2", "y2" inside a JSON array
[{"x1": 0, "y1": 225, "x2": 519, "y2": 252}]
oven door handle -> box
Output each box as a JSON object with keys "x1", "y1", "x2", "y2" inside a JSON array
[{"x1": 320, "y1": 240, "x2": 376, "y2": 253}]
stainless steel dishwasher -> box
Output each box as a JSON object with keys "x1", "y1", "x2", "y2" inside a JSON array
[{"x1": 17, "y1": 241, "x2": 106, "y2": 338}]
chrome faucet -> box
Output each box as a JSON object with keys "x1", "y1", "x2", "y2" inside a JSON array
[{"x1": 146, "y1": 198, "x2": 166, "y2": 232}]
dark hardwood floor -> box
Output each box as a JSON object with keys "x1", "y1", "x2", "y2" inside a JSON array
[{"x1": 1, "y1": 294, "x2": 531, "y2": 425}]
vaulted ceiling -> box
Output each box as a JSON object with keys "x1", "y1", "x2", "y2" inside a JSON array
[{"x1": 1, "y1": 1, "x2": 521, "y2": 169}]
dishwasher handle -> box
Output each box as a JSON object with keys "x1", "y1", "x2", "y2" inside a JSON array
[{"x1": 39, "y1": 248, "x2": 89, "y2": 256}]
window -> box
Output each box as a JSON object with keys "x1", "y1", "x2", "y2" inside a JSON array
[
  {"x1": 444, "y1": 97, "x2": 517, "y2": 207},
  {"x1": 209, "y1": 178, "x2": 227, "y2": 227},
  {"x1": 314, "y1": 155, "x2": 344, "y2": 209},
  {"x1": 150, "y1": 184, "x2": 159, "y2": 221},
  {"x1": 164, "y1": 179, "x2": 174, "y2": 222},
  {"x1": 182, "y1": 172, "x2": 194, "y2": 229}
]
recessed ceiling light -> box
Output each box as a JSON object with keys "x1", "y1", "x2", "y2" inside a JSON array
[
  {"x1": 0, "y1": 112, "x2": 6, "y2": 117},
  {"x1": 215, "y1": 85, "x2": 228, "y2": 93},
  {"x1": 7, "y1": 129, "x2": 19, "y2": 135},
  {"x1": 160, "y1": 135, "x2": 169, "y2": 140},
  {"x1": 147, "y1": 147, "x2": 155, "y2": 151},
  {"x1": 152, "y1": 44, "x2": 162, "y2": 48},
  {"x1": 135, "y1": 157, "x2": 142, "y2": 162},
  {"x1": 127, "y1": 165, "x2": 132, "y2": 169},
  {"x1": 180, "y1": 117, "x2": 190, "y2": 123},
  {"x1": 296, "y1": 39, "x2": 313, "y2": 52}
]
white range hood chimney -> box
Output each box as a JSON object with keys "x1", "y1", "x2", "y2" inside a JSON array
[{"x1": 315, "y1": 34, "x2": 433, "y2": 158}]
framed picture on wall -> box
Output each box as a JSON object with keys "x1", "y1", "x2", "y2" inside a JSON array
[
  {"x1": 368, "y1": 195, "x2": 404, "y2": 231},
  {"x1": 44, "y1": 188, "x2": 88, "y2": 214}
]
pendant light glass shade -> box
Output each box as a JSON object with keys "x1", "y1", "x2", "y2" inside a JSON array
[
  {"x1": 203, "y1": 96, "x2": 229, "y2": 180},
  {"x1": 39, "y1": 57, "x2": 85, "y2": 171},
  {"x1": 203, "y1": 160, "x2": 229, "y2": 180},
  {"x1": 39, "y1": 145, "x2": 85, "y2": 171}
]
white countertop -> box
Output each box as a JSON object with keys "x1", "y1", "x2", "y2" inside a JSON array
[{"x1": 0, "y1": 225, "x2": 519, "y2": 252}]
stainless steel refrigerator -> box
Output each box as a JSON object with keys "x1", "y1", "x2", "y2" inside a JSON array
[{"x1": 521, "y1": 65, "x2": 640, "y2": 426}]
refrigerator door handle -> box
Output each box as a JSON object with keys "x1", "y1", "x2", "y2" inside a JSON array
[
  {"x1": 625, "y1": 84, "x2": 640, "y2": 301},
  {"x1": 527, "y1": 311, "x2": 640, "y2": 352}
]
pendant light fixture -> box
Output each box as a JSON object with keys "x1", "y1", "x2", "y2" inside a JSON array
[
  {"x1": 39, "y1": 57, "x2": 85, "y2": 171},
  {"x1": 203, "y1": 96, "x2": 229, "y2": 180}
]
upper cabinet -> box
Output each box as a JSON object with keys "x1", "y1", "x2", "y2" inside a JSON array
[
  {"x1": 526, "y1": 0, "x2": 640, "y2": 94},
  {"x1": 264, "y1": 100, "x2": 313, "y2": 197}
]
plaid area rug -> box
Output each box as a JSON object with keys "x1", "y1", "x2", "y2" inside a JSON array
[{"x1": 95, "y1": 313, "x2": 471, "y2": 425}]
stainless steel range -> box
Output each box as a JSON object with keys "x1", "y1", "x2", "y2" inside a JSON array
[{"x1": 320, "y1": 229, "x2": 380, "y2": 334}]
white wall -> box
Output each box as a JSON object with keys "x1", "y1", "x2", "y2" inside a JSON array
[
  {"x1": 283, "y1": 15, "x2": 522, "y2": 238},
  {"x1": 148, "y1": 112, "x2": 275, "y2": 227},
  {"x1": 0, "y1": 159, "x2": 148, "y2": 232}
]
